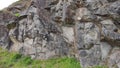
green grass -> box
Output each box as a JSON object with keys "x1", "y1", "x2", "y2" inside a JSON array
[{"x1": 0, "y1": 48, "x2": 81, "y2": 68}]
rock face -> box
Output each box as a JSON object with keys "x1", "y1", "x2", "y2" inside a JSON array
[{"x1": 0, "y1": 0, "x2": 120, "y2": 68}]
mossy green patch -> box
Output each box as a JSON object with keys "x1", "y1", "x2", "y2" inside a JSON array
[{"x1": 15, "y1": 13, "x2": 20, "y2": 17}]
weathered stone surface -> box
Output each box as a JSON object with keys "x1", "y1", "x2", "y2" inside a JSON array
[
  {"x1": 0, "y1": 25, "x2": 9, "y2": 48},
  {"x1": 108, "y1": 50, "x2": 120, "y2": 68},
  {"x1": 7, "y1": 2, "x2": 70, "y2": 59},
  {"x1": 100, "y1": 42, "x2": 112, "y2": 60},
  {"x1": 0, "y1": 0, "x2": 120, "y2": 68},
  {"x1": 75, "y1": 22, "x2": 101, "y2": 67},
  {"x1": 62, "y1": 26, "x2": 74, "y2": 44}
]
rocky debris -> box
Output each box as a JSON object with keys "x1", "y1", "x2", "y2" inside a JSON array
[{"x1": 0, "y1": 0, "x2": 120, "y2": 68}]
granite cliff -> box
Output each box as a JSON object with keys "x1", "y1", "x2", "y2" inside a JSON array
[{"x1": 0, "y1": 0, "x2": 120, "y2": 68}]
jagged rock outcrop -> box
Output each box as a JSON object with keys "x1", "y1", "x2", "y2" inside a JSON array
[{"x1": 0, "y1": 0, "x2": 120, "y2": 68}]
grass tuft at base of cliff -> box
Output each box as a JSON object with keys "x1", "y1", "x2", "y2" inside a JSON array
[{"x1": 0, "y1": 48, "x2": 80, "y2": 68}]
